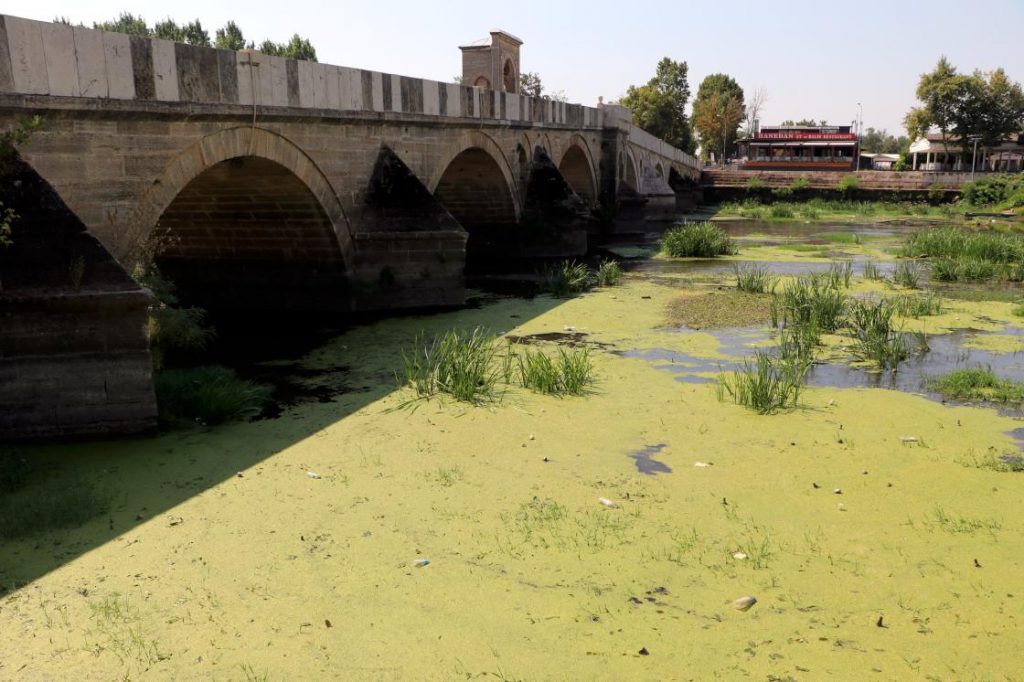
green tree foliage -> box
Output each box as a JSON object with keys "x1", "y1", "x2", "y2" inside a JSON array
[
  {"x1": 182, "y1": 20, "x2": 211, "y2": 47},
  {"x1": 93, "y1": 12, "x2": 150, "y2": 37},
  {"x1": 259, "y1": 35, "x2": 318, "y2": 61},
  {"x1": 692, "y1": 74, "x2": 745, "y2": 161},
  {"x1": 620, "y1": 58, "x2": 695, "y2": 153},
  {"x1": 520, "y1": 71, "x2": 544, "y2": 98},
  {"x1": 215, "y1": 21, "x2": 248, "y2": 51},
  {"x1": 860, "y1": 127, "x2": 909, "y2": 154},
  {"x1": 904, "y1": 57, "x2": 1024, "y2": 157},
  {"x1": 153, "y1": 18, "x2": 184, "y2": 42}
]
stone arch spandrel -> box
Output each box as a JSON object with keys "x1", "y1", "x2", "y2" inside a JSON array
[
  {"x1": 422, "y1": 130, "x2": 521, "y2": 219},
  {"x1": 554, "y1": 133, "x2": 599, "y2": 202},
  {"x1": 132, "y1": 126, "x2": 353, "y2": 271}
]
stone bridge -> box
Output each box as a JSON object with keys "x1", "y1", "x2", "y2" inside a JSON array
[{"x1": 0, "y1": 14, "x2": 698, "y2": 439}]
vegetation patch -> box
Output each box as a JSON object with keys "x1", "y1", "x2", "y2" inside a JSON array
[
  {"x1": 662, "y1": 222, "x2": 736, "y2": 258},
  {"x1": 667, "y1": 290, "x2": 772, "y2": 329},
  {"x1": 925, "y1": 368, "x2": 1024, "y2": 404},
  {"x1": 890, "y1": 293, "x2": 943, "y2": 317},
  {"x1": 509, "y1": 346, "x2": 594, "y2": 396},
  {"x1": 594, "y1": 259, "x2": 623, "y2": 287},
  {"x1": 156, "y1": 366, "x2": 273, "y2": 426},
  {"x1": 540, "y1": 260, "x2": 593, "y2": 297},
  {"x1": 733, "y1": 263, "x2": 778, "y2": 293},
  {"x1": 717, "y1": 351, "x2": 808, "y2": 414}
]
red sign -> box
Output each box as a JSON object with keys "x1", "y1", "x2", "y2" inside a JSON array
[{"x1": 755, "y1": 131, "x2": 857, "y2": 140}]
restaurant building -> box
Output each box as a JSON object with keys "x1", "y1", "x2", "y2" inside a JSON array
[{"x1": 736, "y1": 125, "x2": 859, "y2": 171}]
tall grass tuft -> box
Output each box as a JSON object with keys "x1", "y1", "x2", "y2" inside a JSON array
[
  {"x1": 900, "y1": 226, "x2": 1024, "y2": 264},
  {"x1": 401, "y1": 328, "x2": 500, "y2": 404},
  {"x1": 862, "y1": 259, "x2": 883, "y2": 280},
  {"x1": 594, "y1": 259, "x2": 623, "y2": 287},
  {"x1": 827, "y1": 260, "x2": 854, "y2": 288},
  {"x1": 890, "y1": 293, "x2": 943, "y2": 318},
  {"x1": 892, "y1": 260, "x2": 922, "y2": 289},
  {"x1": 513, "y1": 346, "x2": 594, "y2": 396},
  {"x1": 774, "y1": 275, "x2": 847, "y2": 336},
  {"x1": 540, "y1": 260, "x2": 592, "y2": 296},
  {"x1": 662, "y1": 221, "x2": 736, "y2": 258},
  {"x1": 734, "y1": 263, "x2": 778, "y2": 294},
  {"x1": 717, "y1": 351, "x2": 809, "y2": 414},
  {"x1": 155, "y1": 366, "x2": 272, "y2": 427},
  {"x1": 845, "y1": 299, "x2": 923, "y2": 370},
  {"x1": 925, "y1": 368, "x2": 1024, "y2": 403}
]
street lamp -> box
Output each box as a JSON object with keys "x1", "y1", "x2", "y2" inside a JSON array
[{"x1": 968, "y1": 135, "x2": 982, "y2": 181}]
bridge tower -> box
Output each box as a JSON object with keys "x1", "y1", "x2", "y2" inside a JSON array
[{"x1": 459, "y1": 30, "x2": 522, "y2": 92}]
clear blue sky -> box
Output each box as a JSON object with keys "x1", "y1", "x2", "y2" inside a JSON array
[{"x1": 15, "y1": 0, "x2": 1024, "y2": 135}]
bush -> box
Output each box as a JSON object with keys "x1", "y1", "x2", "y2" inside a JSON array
[
  {"x1": 734, "y1": 263, "x2": 778, "y2": 294},
  {"x1": 540, "y1": 260, "x2": 592, "y2": 296},
  {"x1": 662, "y1": 222, "x2": 736, "y2": 257},
  {"x1": 594, "y1": 259, "x2": 623, "y2": 287},
  {"x1": 836, "y1": 175, "x2": 860, "y2": 197},
  {"x1": 769, "y1": 203, "x2": 795, "y2": 218},
  {"x1": 745, "y1": 177, "x2": 766, "y2": 192},
  {"x1": 155, "y1": 365, "x2": 273, "y2": 426},
  {"x1": 790, "y1": 177, "x2": 811, "y2": 191},
  {"x1": 1012, "y1": 303, "x2": 1024, "y2": 317},
  {"x1": 961, "y1": 173, "x2": 1024, "y2": 207}
]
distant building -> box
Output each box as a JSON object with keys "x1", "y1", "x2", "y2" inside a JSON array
[
  {"x1": 459, "y1": 30, "x2": 522, "y2": 92},
  {"x1": 859, "y1": 152, "x2": 901, "y2": 170},
  {"x1": 909, "y1": 133, "x2": 1024, "y2": 172},
  {"x1": 736, "y1": 124, "x2": 858, "y2": 171}
]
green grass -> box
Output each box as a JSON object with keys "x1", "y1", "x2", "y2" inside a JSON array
[
  {"x1": 717, "y1": 351, "x2": 808, "y2": 414},
  {"x1": 772, "y1": 275, "x2": 848, "y2": 337},
  {"x1": 892, "y1": 260, "x2": 922, "y2": 289},
  {"x1": 594, "y1": 259, "x2": 623, "y2": 287},
  {"x1": 862, "y1": 259, "x2": 883, "y2": 280},
  {"x1": 733, "y1": 263, "x2": 778, "y2": 294},
  {"x1": 155, "y1": 366, "x2": 272, "y2": 427},
  {"x1": 401, "y1": 328, "x2": 501, "y2": 404},
  {"x1": 846, "y1": 299, "x2": 915, "y2": 370},
  {"x1": 890, "y1": 293, "x2": 943, "y2": 317},
  {"x1": 512, "y1": 346, "x2": 594, "y2": 396},
  {"x1": 540, "y1": 260, "x2": 593, "y2": 296},
  {"x1": 662, "y1": 222, "x2": 736, "y2": 258},
  {"x1": 827, "y1": 260, "x2": 854, "y2": 288},
  {"x1": 1012, "y1": 303, "x2": 1024, "y2": 317},
  {"x1": 925, "y1": 368, "x2": 1024, "y2": 404},
  {"x1": 900, "y1": 226, "x2": 1024, "y2": 264}
]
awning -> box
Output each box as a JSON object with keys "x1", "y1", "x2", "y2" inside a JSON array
[{"x1": 746, "y1": 141, "x2": 857, "y2": 147}]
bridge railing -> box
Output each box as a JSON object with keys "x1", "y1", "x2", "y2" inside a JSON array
[{"x1": 0, "y1": 14, "x2": 604, "y2": 129}]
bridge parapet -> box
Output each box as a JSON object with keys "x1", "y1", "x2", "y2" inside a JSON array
[{"x1": 0, "y1": 15, "x2": 604, "y2": 129}]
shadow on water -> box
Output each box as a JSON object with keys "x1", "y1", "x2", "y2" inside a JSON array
[
  {"x1": 628, "y1": 443, "x2": 672, "y2": 475},
  {"x1": 0, "y1": 292, "x2": 566, "y2": 596}
]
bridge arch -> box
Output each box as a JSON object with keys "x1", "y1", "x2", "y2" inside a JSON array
[
  {"x1": 426, "y1": 130, "x2": 521, "y2": 218},
  {"x1": 619, "y1": 149, "x2": 639, "y2": 192},
  {"x1": 134, "y1": 126, "x2": 353, "y2": 272},
  {"x1": 555, "y1": 135, "x2": 598, "y2": 204}
]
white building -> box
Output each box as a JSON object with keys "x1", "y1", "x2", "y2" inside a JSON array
[{"x1": 909, "y1": 133, "x2": 1024, "y2": 172}]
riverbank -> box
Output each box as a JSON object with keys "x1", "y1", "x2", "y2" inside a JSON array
[{"x1": 2, "y1": 227, "x2": 1023, "y2": 680}]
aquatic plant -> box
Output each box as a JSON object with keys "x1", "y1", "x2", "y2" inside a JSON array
[
  {"x1": 514, "y1": 346, "x2": 594, "y2": 396},
  {"x1": 892, "y1": 260, "x2": 922, "y2": 289},
  {"x1": 827, "y1": 260, "x2": 854, "y2": 288},
  {"x1": 889, "y1": 293, "x2": 943, "y2": 317},
  {"x1": 661, "y1": 222, "x2": 736, "y2": 258},
  {"x1": 1012, "y1": 303, "x2": 1024, "y2": 317},
  {"x1": 540, "y1": 260, "x2": 593, "y2": 296},
  {"x1": 155, "y1": 365, "x2": 273, "y2": 426},
  {"x1": 862, "y1": 259, "x2": 883, "y2": 280},
  {"x1": 594, "y1": 259, "x2": 623, "y2": 287},
  {"x1": 836, "y1": 174, "x2": 860, "y2": 196},
  {"x1": 768, "y1": 203, "x2": 794, "y2": 219},
  {"x1": 733, "y1": 263, "x2": 778, "y2": 294},
  {"x1": 900, "y1": 226, "x2": 1024, "y2": 264},
  {"x1": 925, "y1": 368, "x2": 1024, "y2": 404},
  {"x1": 773, "y1": 275, "x2": 847, "y2": 336},
  {"x1": 401, "y1": 328, "x2": 500, "y2": 404},
  {"x1": 846, "y1": 299, "x2": 912, "y2": 370},
  {"x1": 717, "y1": 350, "x2": 808, "y2": 414}
]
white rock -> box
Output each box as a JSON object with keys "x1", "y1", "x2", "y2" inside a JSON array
[
  {"x1": 733, "y1": 596, "x2": 757, "y2": 611},
  {"x1": 733, "y1": 552, "x2": 748, "y2": 560},
  {"x1": 598, "y1": 497, "x2": 617, "y2": 508},
  {"x1": 306, "y1": 471, "x2": 322, "y2": 479}
]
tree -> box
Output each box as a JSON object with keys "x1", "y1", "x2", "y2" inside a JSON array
[
  {"x1": 259, "y1": 35, "x2": 318, "y2": 61},
  {"x1": 182, "y1": 19, "x2": 211, "y2": 47},
  {"x1": 94, "y1": 12, "x2": 150, "y2": 37},
  {"x1": 153, "y1": 18, "x2": 184, "y2": 42},
  {"x1": 904, "y1": 57, "x2": 1024, "y2": 159},
  {"x1": 691, "y1": 74, "x2": 745, "y2": 161},
  {"x1": 743, "y1": 87, "x2": 768, "y2": 137},
  {"x1": 215, "y1": 21, "x2": 248, "y2": 51},
  {"x1": 860, "y1": 127, "x2": 909, "y2": 154},
  {"x1": 520, "y1": 72, "x2": 544, "y2": 98},
  {"x1": 619, "y1": 58, "x2": 695, "y2": 153}
]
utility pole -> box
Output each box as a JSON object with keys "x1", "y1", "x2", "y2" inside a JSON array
[{"x1": 969, "y1": 135, "x2": 982, "y2": 180}]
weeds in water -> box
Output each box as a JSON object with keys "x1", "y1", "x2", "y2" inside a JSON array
[
  {"x1": 892, "y1": 260, "x2": 922, "y2": 289},
  {"x1": 594, "y1": 259, "x2": 623, "y2": 287},
  {"x1": 846, "y1": 299, "x2": 917, "y2": 370},
  {"x1": 925, "y1": 368, "x2": 1024, "y2": 404},
  {"x1": 900, "y1": 226, "x2": 1024, "y2": 264},
  {"x1": 862, "y1": 259, "x2": 883, "y2": 280},
  {"x1": 931, "y1": 507, "x2": 1001, "y2": 536},
  {"x1": 930, "y1": 257, "x2": 998, "y2": 282},
  {"x1": 662, "y1": 221, "x2": 736, "y2": 258},
  {"x1": 827, "y1": 260, "x2": 854, "y2": 288},
  {"x1": 1012, "y1": 303, "x2": 1024, "y2": 317},
  {"x1": 155, "y1": 366, "x2": 272, "y2": 427},
  {"x1": 890, "y1": 293, "x2": 943, "y2": 317},
  {"x1": 774, "y1": 275, "x2": 847, "y2": 335},
  {"x1": 733, "y1": 263, "x2": 778, "y2": 294},
  {"x1": 540, "y1": 260, "x2": 592, "y2": 296},
  {"x1": 400, "y1": 328, "x2": 500, "y2": 404},
  {"x1": 513, "y1": 347, "x2": 594, "y2": 396},
  {"x1": 717, "y1": 351, "x2": 809, "y2": 414}
]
